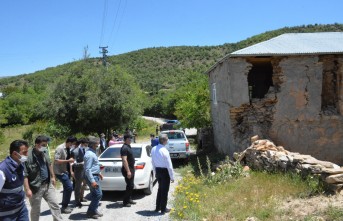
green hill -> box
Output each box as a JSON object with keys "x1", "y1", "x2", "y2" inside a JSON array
[
  {"x1": 2, "y1": 24, "x2": 343, "y2": 92},
  {"x1": 0, "y1": 23, "x2": 342, "y2": 123}
]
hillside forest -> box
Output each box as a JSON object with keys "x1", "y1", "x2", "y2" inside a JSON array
[{"x1": 0, "y1": 24, "x2": 342, "y2": 143}]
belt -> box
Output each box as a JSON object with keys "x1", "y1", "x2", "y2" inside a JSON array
[
  {"x1": 92, "y1": 174, "x2": 99, "y2": 176},
  {"x1": 156, "y1": 167, "x2": 168, "y2": 170}
]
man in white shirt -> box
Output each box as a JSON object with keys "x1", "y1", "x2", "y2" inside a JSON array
[{"x1": 151, "y1": 134, "x2": 174, "y2": 214}]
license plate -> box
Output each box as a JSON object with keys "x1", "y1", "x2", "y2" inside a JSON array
[
  {"x1": 104, "y1": 167, "x2": 121, "y2": 173},
  {"x1": 170, "y1": 153, "x2": 179, "y2": 157}
]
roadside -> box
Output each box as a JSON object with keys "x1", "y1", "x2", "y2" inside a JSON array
[{"x1": 25, "y1": 172, "x2": 181, "y2": 221}]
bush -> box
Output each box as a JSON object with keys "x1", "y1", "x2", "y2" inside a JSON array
[{"x1": 197, "y1": 156, "x2": 248, "y2": 186}]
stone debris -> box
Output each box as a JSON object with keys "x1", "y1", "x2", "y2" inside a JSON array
[{"x1": 236, "y1": 135, "x2": 343, "y2": 194}]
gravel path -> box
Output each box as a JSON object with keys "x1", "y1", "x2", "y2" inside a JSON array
[{"x1": 25, "y1": 173, "x2": 180, "y2": 221}]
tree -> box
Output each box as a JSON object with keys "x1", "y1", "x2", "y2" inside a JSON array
[
  {"x1": 43, "y1": 62, "x2": 146, "y2": 134},
  {"x1": 174, "y1": 73, "x2": 211, "y2": 129}
]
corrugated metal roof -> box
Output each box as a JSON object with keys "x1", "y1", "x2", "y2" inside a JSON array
[{"x1": 231, "y1": 32, "x2": 343, "y2": 57}]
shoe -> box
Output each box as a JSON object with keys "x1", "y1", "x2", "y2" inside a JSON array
[
  {"x1": 154, "y1": 208, "x2": 160, "y2": 212},
  {"x1": 123, "y1": 203, "x2": 131, "y2": 207},
  {"x1": 81, "y1": 198, "x2": 88, "y2": 202},
  {"x1": 161, "y1": 208, "x2": 171, "y2": 214},
  {"x1": 75, "y1": 202, "x2": 83, "y2": 208},
  {"x1": 87, "y1": 213, "x2": 99, "y2": 219},
  {"x1": 95, "y1": 210, "x2": 103, "y2": 217},
  {"x1": 61, "y1": 206, "x2": 73, "y2": 214},
  {"x1": 129, "y1": 200, "x2": 137, "y2": 205}
]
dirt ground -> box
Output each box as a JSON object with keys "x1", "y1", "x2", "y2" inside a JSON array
[{"x1": 278, "y1": 193, "x2": 343, "y2": 220}]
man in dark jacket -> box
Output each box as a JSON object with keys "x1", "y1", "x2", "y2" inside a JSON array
[
  {"x1": 23, "y1": 135, "x2": 63, "y2": 221},
  {"x1": 0, "y1": 140, "x2": 29, "y2": 221}
]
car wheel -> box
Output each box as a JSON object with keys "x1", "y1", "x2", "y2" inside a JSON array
[{"x1": 143, "y1": 174, "x2": 153, "y2": 195}]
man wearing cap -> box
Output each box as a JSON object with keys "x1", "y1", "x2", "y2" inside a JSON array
[
  {"x1": 0, "y1": 140, "x2": 29, "y2": 221},
  {"x1": 84, "y1": 136, "x2": 103, "y2": 219},
  {"x1": 120, "y1": 134, "x2": 136, "y2": 207}
]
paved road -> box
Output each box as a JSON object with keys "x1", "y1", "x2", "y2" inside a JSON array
[
  {"x1": 25, "y1": 173, "x2": 180, "y2": 221},
  {"x1": 142, "y1": 116, "x2": 197, "y2": 136}
]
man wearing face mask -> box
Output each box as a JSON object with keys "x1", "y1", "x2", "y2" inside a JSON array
[
  {"x1": 0, "y1": 140, "x2": 29, "y2": 221},
  {"x1": 54, "y1": 136, "x2": 77, "y2": 214},
  {"x1": 23, "y1": 135, "x2": 63, "y2": 221}
]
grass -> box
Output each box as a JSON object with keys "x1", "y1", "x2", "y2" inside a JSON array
[
  {"x1": 0, "y1": 125, "x2": 31, "y2": 160},
  {"x1": 172, "y1": 156, "x2": 343, "y2": 221}
]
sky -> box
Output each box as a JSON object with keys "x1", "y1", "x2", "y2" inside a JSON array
[{"x1": 1, "y1": 0, "x2": 343, "y2": 77}]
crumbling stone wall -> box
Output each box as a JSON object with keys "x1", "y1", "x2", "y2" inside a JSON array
[
  {"x1": 208, "y1": 57, "x2": 251, "y2": 155},
  {"x1": 269, "y1": 55, "x2": 343, "y2": 164},
  {"x1": 208, "y1": 54, "x2": 343, "y2": 164},
  {"x1": 238, "y1": 136, "x2": 343, "y2": 194}
]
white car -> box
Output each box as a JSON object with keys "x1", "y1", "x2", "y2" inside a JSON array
[
  {"x1": 160, "y1": 130, "x2": 190, "y2": 159},
  {"x1": 98, "y1": 143, "x2": 154, "y2": 195}
]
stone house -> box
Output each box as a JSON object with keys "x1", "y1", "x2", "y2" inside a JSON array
[{"x1": 206, "y1": 32, "x2": 343, "y2": 164}]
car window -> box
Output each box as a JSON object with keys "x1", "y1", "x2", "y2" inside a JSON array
[
  {"x1": 100, "y1": 147, "x2": 142, "y2": 158},
  {"x1": 146, "y1": 145, "x2": 152, "y2": 157},
  {"x1": 163, "y1": 132, "x2": 185, "y2": 140}
]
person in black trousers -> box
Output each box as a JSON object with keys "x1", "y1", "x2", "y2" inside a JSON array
[
  {"x1": 151, "y1": 134, "x2": 175, "y2": 214},
  {"x1": 120, "y1": 134, "x2": 136, "y2": 207}
]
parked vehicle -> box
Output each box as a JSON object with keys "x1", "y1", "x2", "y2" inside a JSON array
[
  {"x1": 160, "y1": 130, "x2": 190, "y2": 159},
  {"x1": 98, "y1": 143, "x2": 154, "y2": 195},
  {"x1": 160, "y1": 119, "x2": 181, "y2": 131}
]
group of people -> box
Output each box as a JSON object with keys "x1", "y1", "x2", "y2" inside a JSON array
[{"x1": 0, "y1": 132, "x2": 175, "y2": 220}]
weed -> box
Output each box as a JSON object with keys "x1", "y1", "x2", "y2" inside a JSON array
[{"x1": 324, "y1": 206, "x2": 343, "y2": 221}]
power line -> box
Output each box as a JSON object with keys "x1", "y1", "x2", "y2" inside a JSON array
[
  {"x1": 99, "y1": 0, "x2": 109, "y2": 46},
  {"x1": 108, "y1": 0, "x2": 127, "y2": 46},
  {"x1": 108, "y1": 0, "x2": 122, "y2": 42}
]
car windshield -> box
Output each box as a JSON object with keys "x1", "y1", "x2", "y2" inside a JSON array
[
  {"x1": 163, "y1": 132, "x2": 185, "y2": 140},
  {"x1": 100, "y1": 147, "x2": 142, "y2": 159}
]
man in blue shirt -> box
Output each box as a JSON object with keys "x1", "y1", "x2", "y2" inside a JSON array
[
  {"x1": 0, "y1": 140, "x2": 29, "y2": 221},
  {"x1": 84, "y1": 136, "x2": 103, "y2": 219},
  {"x1": 150, "y1": 134, "x2": 159, "y2": 147}
]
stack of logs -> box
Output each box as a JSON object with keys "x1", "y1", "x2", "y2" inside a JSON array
[{"x1": 235, "y1": 135, "x2": 343, "y2": 194}]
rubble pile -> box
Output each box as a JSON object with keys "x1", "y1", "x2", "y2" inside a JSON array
[{"x1": 235, "y1": 135, "x2": 343, "y2": 194}]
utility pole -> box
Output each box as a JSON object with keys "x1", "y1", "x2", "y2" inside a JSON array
[{"x1": 99, "y1": 46, "x2": 108, "y2": 67}]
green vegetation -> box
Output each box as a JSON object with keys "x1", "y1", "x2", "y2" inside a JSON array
[
  {"x1": 0, "y1": 24, "x2": 342, "y2": 138},
  {"x1": 173, "y1": 156, "x2": 343, "y2": 221}
]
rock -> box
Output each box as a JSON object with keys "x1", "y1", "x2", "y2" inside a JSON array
[
  {"x1": 245, "y1": 217, "x2": 259, "y2": 221},
  {"x1": 251, "y1": 135, "x2": 259, "y2": 143},
  {"x1": 243, "y1": 165, "x2": 250, "y2": 171},
  {"x1": 321, "y1": 168, "x2": 343, "y2": 174},
  {"x1": 303, "y1": 158, "x2": 339, "y2": 168},
  {"x1": 325, "y1": 174, "x2": 343, "y2": 184}
]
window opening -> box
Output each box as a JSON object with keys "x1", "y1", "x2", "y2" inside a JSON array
[
  {"x1": 247, "y1": 59, "x2": 273, "y2": 99},
  {"x1": 321, "y1": 57, "x2": 338, "y2": 115}
]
